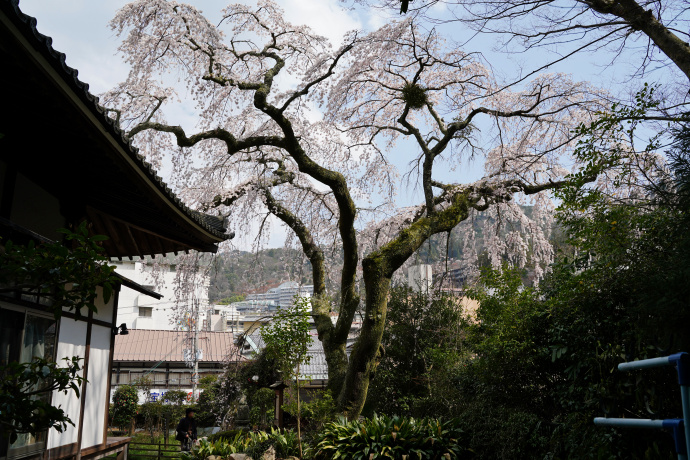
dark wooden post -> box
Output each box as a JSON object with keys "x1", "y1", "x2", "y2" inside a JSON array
[{"x1": 269, "y1": 381, "x2": 288, "y2": 429}]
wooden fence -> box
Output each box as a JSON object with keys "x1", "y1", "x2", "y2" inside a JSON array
[{"x1": 128, "y1": 442, "x2": 183, "y2": 460}]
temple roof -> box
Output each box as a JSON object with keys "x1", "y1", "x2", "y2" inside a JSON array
[{"x1": 0, "y1": 0, "x2": 233, "y2": 257}]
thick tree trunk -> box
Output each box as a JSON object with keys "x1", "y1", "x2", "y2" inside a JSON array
[
  {"x1": 338, "y1": 192, "x2": 472, "y2": 418},
  {"x1": 263, "y1": 188, "x2": 352, "y2": 396},
  {"x1": 312, "y1": 294, "x2": 350, "y2": 395},
  {"x1": 587, "y1": 0, "x2": 690, "y2": 80},
  {"x1": 339, "y1": 255, "x2": 392, "y2": 419}
]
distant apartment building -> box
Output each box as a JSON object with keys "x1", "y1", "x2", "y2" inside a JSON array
[
  {"x1": 245, "y1": 281, "x2": 314, "y2": 308},
  {"x1": 113, "y1": 254, "x2": 211, "y2": 330}
]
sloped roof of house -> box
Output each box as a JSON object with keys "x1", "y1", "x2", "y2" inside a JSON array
[
  {"x1": 114, "y1": 329, "x2": 244, "y2": 363},
  {"x1": 243, "y1": 331, "x2": 329, "y2": 381},
  {"x1": 0, "y1": 1, "x2": 232, "y2": 257}
]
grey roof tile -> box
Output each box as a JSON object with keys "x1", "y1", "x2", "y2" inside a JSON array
[{"x1": 1, "y1": 0, "x2": 231, "y2": 241}]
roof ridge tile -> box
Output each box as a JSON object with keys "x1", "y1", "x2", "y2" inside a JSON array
[{"x1": 3, "y1": 0, "x2": 230, "y2": 241}]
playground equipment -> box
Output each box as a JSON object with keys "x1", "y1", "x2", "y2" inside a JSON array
[{"x1": 594, "y1": 352, "x2": 690, "y2": 460}]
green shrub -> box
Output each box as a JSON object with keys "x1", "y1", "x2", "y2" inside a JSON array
[
  {"x1": 112, "y1": 385, "x2": 139, "y2": 431},
  {"x1": 181, "y1": 439, "x2": 213, "y2": 460},
  {"x1": 181, "y1": 438, "x2": 246, "y2": 460},
  {"x1": 455, "y1": 404, "x2": 548, "y2": 459},
  {"x1": 300, "y1": 390, "x2": 337, "y2": 432},
  {"x1": 269, "y1": 428, "x2": 300, "y2": 458},
  {"x1": 310, "y1": 414, "x2": 470, "y2": 460},
  {"x1": 245, "y1": 431, "x2": 272, "y2": 460},
  {"x1": 249, "y1": 387, "x2": 275, "y2": 429},
  {"x1": 205, "y1": 428, "x2": 298, "y2": 458},
  {"x1": 206, "y1": 429, "x2": 248, "y2": 443}
]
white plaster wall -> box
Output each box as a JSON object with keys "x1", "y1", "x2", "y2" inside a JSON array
[
  {"x1": 93, "y1": 286, "x2": 115, "y2": 323},
  {"x1": 81, "y1": 325, "x2": 111, "y2": 449},
  {"x1": 47, "y1": 319, "x2": 87, "y2": 450},
  {"x1": 114, "y1": 260, "x2": 210, "y2": 331}
]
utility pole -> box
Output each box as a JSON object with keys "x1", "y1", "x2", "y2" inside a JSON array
[
  {"x1": 184, "y1": 299, "x2": 200, "y2": 402},
  {"x1": 192, "y1": 299, "x2": 199, "y2": 402}
]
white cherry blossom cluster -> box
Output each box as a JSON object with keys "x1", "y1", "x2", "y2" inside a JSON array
[{"x1": 104, "y1": 1, "x2": 613, "y2": 308}]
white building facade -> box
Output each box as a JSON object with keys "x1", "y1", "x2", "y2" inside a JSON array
[
  {"x1": 408, "y1": 264, "x2": 433, "y2": 292},
  {"x1": 113, "y1": 255, "x2": 211, "y2": 331},
  {"x1": 245, "y1": 281, "x2": 313, "y2": 308}
]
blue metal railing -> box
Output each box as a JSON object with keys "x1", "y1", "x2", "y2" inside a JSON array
[{"x1": 594, "y1": 352, "x2": 690, "y2": 460}]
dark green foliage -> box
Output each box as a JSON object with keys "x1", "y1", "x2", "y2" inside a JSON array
[
  {"x1": 181, "y1": 437, "x2": 245, "y2": 460},
  {"x1": 249, "y1": 387, "x2": 275, "y2": 429},
  {"x1": 112, "y1": 385, "x2": 139, "y2": 430},
  {"x1": 452, "y1": 264, "x2": 681, "y2": 459},
  {"x1": 366, "y1": 287, "x2": 468, "y2": 418},
  {"x1": 194, "y1": 376, "x2": 219, "y2": 426},
  {"x1": 0, "y1": 357, "x2": 84, "y2": 443},
  {"x1": 261, "y1": 300, "x2": 313, "y2": 456},
  {"x1": 196, "y1": 428, "x2": 298, "y2": 458},
  {"x1": 269, "y1": 428, "x2": 300, "y2": 458},
  {"x1": 137, "y1": 390, "x2": 188, "y2": 437},
  {"x1": 244, "y1": 431, "x2": 273, "y2": 460},
  {"x1": 0, "y1": 222, "x2": 117, "y2": 318},
  {"x1": 310, "y1": 414, "x2": 470, "y2": 460},
  {"x1": 300, "y1": 390, "x2": 337, "y2": 433},
  {"x1": 433, "y1": 101, "x2": 690, "y2": 460},
  {"x1": 206, "y1": 429, "x2": 247, "y2": 444},
  {"x1": 164, "y1": 389, "x2": 189, "y2": 406},
  {"x1": 455, "y1": 404, "x2": 549, "y2": 459}
]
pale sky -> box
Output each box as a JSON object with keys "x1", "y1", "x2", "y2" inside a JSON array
[{"x1": 16, "y1": 0, "x2": 669, "y2": 250}]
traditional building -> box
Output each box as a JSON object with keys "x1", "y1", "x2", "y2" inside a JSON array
[{"x1": 0, "y1": 2, "x2": 231, "y2": 460}]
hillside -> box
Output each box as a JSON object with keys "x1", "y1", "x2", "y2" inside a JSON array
[{"x1": 208, "y1": 206, "x2": 564, "y2": 301}]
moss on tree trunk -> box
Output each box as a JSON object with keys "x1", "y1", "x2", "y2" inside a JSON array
[{"x1": 338, "y1": 193, "x2": 471, "y2": 418}]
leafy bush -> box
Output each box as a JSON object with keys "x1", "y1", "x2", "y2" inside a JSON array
[
  {"x1": 249, "y1": 387, "x2": 275, "y2": 429},
  {"x1": 309, "y1": 414, "x2": 470, "y2": 460},
  {"x1": 181, "y1": 438, "x2": 246, "y2": 460},
  {"x1": 195, "y1": 376, "x2": 220, "y2": 426},
  {"x1": 269, "y1": 428, "x2": 300, "y2": 458},
  {"x1": 138, "y1": 402, "x2": 188, "y2": 437},
  {"x1": 203, "y1": 428, "x2": 298, "y2": 458},
  {"x1": 245, "y1": 431, "x2": 272, "y2": 460},
  {"x1": 366, "y1": 287, "x2": 468, "y2": 419},
  {"x1": 455, "y1": 404, "x2": 548, "y2": 459},
  {"x1": 181, "y1": 438, "x2": 212, "y2": 460},
  {"x1": 112, "y1": 385, "x2": 138, "y2": 430},
  {"x1": 206, "y1": 429, "x2": 247, "y2": 444},
  {"x1": 297, "y1": 390, "x2": 337, "y2": 433}
]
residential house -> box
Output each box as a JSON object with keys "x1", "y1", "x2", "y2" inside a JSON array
[
  {"x1": 111, "y1": 330, "x2": 243, "y2": 403},
  {"x1": 0, "y1": 2, "x2": 230, "y2": 460}
]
